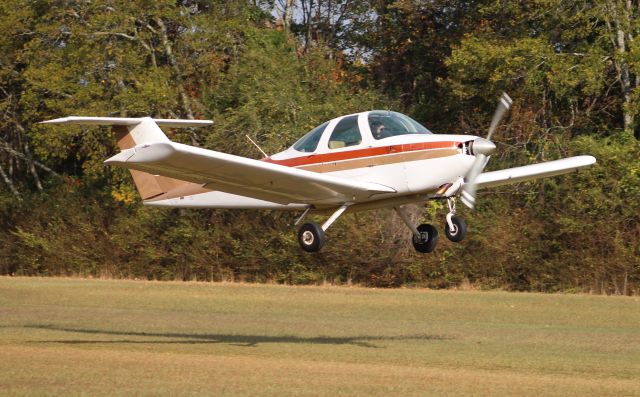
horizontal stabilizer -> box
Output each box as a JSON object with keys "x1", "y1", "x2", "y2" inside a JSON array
[
  {"x1": 40, "y1": 116, "x2": 213, "y2": 128},
  {"x1": 476, "y1": 155, "x2": 596, "y2": 190}
]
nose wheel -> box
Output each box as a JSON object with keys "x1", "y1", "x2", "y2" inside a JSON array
[
  {"x1": 445, "y1": 214, "x2": 467, "y2": 242},
  {"x1": 444, "y1": 198, "x2": 467, "y2": 242}
]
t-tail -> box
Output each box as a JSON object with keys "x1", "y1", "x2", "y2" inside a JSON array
[{"x1": 40, "y1": 116, "x2": 213, "y2": 201}]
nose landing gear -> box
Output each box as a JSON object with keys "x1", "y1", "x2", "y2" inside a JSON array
[
  {"x1": 444, "y1": 198, "x2": 467, "y2": 243},
  {"x1": 445, "y1": 215, "x2": 467, "y2": 242}
]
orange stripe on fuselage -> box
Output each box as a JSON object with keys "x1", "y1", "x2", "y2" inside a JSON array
[{"x1": 264, "y1": 141, "x2": 461, "y2": 168}]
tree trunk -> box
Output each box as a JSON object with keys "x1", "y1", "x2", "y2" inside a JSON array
[
  {"x1": 0, "y1": 163, "x2": 21, "y2": 200},
  {"x1": 0, "y1": 139, "x2": 61, "y2": 179},
  {"x1": 24, "y1": 143, "x2": 42, "y2": 191},
  {"x1": 284, "y1": 0, "x2": 294, "y2": 33},
  {"x1": 608, "y1": 0, "x2": 635, "y2": 135}
]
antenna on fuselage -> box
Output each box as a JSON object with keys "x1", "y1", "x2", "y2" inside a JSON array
[{"x1": 245, "y1": 134, "x2": 269, "y2": 158}]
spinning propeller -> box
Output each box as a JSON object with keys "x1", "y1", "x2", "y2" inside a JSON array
[{"x1": 460, "y1": 92, "x2": 513, "y2": 209}]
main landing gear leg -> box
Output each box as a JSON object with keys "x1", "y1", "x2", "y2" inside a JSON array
[
  {"x1": 297, "y1": 204, "x2": 349, "y2": 253},
  {"x1": 394, "y1": 206, "x2": 438, "y2": 253},
  {"x1": 444, "y1": 198, "x2": 467, "y2": 243}
]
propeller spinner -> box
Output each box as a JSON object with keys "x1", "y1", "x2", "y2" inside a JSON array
[{"x1": 460, "y1": 92, "x2": 513, "y2": 209}]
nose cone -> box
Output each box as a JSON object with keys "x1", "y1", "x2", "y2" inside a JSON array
[{"x1": 471, "y1": 137, "x2": 496, "y2": 156}]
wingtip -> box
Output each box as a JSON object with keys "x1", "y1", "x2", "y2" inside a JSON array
[
  {"x1": 40, "y1": 117, "x2": 69, "y2": 124},
  {"x1": 574, "y1": 155, "x2": 597, "y2": 166}
]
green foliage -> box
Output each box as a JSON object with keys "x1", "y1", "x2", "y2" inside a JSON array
[{"x1": 206, "y1": 29, "x2": 392, "y2": 157}]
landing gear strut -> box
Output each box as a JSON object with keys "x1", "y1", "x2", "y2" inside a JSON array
[
  {"x1": 296, "y1": 204, "x2": 349, "y2": 253},
  {"x1": 394, "y1": 206, "x2": 439, "y2": 253},
  {"x1": 296, "y1": 198, "x2": 468, "y2": 253},
  {"x1": 444, "y1": 198, "x2": 467, "y2": 243}
]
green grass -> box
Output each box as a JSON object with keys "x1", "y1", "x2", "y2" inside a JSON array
[{"x1": 0, "y1": 277, "x2": 639, "y2": 396}]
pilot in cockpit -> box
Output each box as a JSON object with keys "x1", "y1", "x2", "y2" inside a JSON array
[{"x1": 370, "y1": 120, "x2": 391, "y2": 140}]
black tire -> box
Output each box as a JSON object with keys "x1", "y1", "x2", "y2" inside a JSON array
[
  {"x1": 412, "y1": 223, "x2": 438, "y2": 253},
  {"x1": 297, "y1": 222, "x2": 326, "y2": 252},
  {"x1": 444, "y1": 216, "x2": 467, "y2": 243}
]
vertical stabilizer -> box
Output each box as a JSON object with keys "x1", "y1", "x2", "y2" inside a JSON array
[
  {"x1": 126, "y1": 117, "x2": 171, "y2": 145},
  {"x1": 112, "y1": 121, "x2": 191, "y2": 200}
]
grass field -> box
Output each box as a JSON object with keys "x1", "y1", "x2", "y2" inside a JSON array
[{"x1": 0, "y1": 277, "x2": 639, "y2": 396}]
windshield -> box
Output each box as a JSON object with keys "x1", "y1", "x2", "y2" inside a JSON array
[
  {"x1": 292, "y1": 121, "x2": 328, "y2": 152},
  {"x1": 368, "y1": 111, "x2": 432, "y2": 140}
]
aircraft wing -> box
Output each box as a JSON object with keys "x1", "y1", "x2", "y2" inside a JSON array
[
  {"x1": 105, "y1": 141, "x2": 396, "y2": 205},
  {"x1": 476, "y1": 155, "x2": 596, "y2": 190}
]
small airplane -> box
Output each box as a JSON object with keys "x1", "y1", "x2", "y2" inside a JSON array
[{"x1": 42, "y1": 93, "x2": 595, "y2": 253}]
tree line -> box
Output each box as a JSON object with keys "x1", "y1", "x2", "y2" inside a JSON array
[{"x1": 0, "y1": 0, "x2": 638, "y2": 294}]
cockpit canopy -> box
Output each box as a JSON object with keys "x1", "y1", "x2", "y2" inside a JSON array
[
  {"x1": 368, "y1": 111, "x2": 432, "y2": 139},
  {"x1": 291, "y1": 111, "x2": 432, "y2": 153}
]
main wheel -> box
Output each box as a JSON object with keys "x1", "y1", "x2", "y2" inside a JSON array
[
  {"x1": 412, "y1": 223, "x2": 438, "y2": 253},
  {"x1": 444, "y1": 215, "x2": 467, "y2": 242},
  {"x1": 297, "y1": 222, "x2": 326, "y2": 252}
]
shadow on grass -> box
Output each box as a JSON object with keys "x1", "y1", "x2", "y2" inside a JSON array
[{"x1": 25, "y1": 324, "x2": 453, "y2": 348}]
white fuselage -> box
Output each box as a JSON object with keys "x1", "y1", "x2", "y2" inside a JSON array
[{"x1": 146, "y1": 111, "x2": 478, "y2": 210}]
